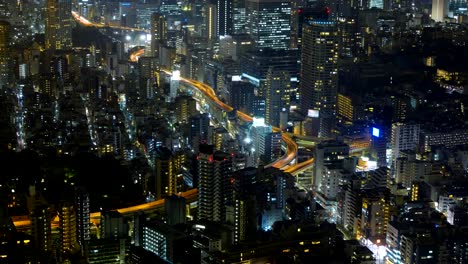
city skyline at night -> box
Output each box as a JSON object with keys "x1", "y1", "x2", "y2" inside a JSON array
[{"x1": 0, "y1": 0, "x2": 467, "y2": 263}]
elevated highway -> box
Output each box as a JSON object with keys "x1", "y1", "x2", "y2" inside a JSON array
[
  {"x1": 13, "y1": 51, "x2": 321, "y2": 230},
  {"x1": 72, "y1": 11, "x2": 149, "y2": 33}
]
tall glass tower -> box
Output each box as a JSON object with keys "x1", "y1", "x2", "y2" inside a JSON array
[
  {"x1": 300, "y1": 20, "x2": 338, "y2": 137},
  {"x1": 245, "y1": 0, "x2": 291, "y2": 51}
]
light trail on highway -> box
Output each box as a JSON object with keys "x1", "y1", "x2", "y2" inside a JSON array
[
  {"x1": 14, "y1": 50, "x2": 319, "y2": 230},
  {"x1": 129, "y1": 48, "x2": 145, "y2": 62},
  {"x1": 72, "y1": 11, "x2": 149, "y2": 33}
]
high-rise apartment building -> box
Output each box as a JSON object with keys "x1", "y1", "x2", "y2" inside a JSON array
[
  {"x1": 0, "y1": 20, "x2": 9, "y2": 87},
  {"x1": 155, "y1": 147, "x2": 177, "y2": 199},
  {"x1": 31, "y1": 205, "x2": 53, "y2": 253},
  {"x1": 265, "y1": 68, "x2": 291, "y2": 127},
  {"x1": 45, "y1": 0, "x2": 72, "y2": 50},
  {"x1": 300, "y1": 20, "x2": 338, "y2": 137},
  {"x1": 391, "y1": 122, "x2": 420, "y2": 168},
  {"x1": 197, "y1": 144, "x2": 233, "y2": 222},
  {"x1": 75, "y1": 187, "x2": 90, "y2": 249},
  {"x1": 245, "y1": 0, "x2": 291, "y2": 50},
  {"x1": 58, "y1": 202, "x2": 78, "y2": 254},
  {"x1": 150, "y1": 13, "x2": 166, "y2": 58}
]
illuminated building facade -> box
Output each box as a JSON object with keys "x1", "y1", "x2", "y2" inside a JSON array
[
  {"x1": 265, "y1": 68, "x2": 291, "y2": 127},
  {"x1": 75, "y1": 187, "x2": 90, "y2": 249},
  {"x1": 31, "y1": 206, "x2": 52, "y2": 253},
  {"x1": 432, "y1": 0, "x2": 448, "y2": 22},
  {"x1": 216, "y1": 0, "x2": 233, "y2": 36},
  {"x1": 206, "y1": 4, "x2": 217, "y2": 40},
  {"x1": 59, "y1": 202, "x2": 78, "y2": 255},
  {"x1": 150, "y1": 13, "x2": 166, "y2": 58},
  {"x1": 391, "y1": 122, "x2": 420, "y2": 169},
  {"x1": 45, "y1": 0, "x2": 72, "y2": 51},
  {"x1": 155, "y1": 147, "x2": 177, "y2": 200},
  {"x1": 197, "y1": 144, "x2": 233, "y2": 222},
  {"x1": 314, "y1": 140, "x2": 349, "y2": 191},
  {"x1": 359, "y1": 196, "x2": 389, "y2": 244},
  {"x1": 300, "y1": 21, "x2": 338, "y2": 138},
  {"x1": 300, "y1": 21, "x2": 339, "y2": 101},
  {"x1": 245, "y1": 0, "x2": 291, "y2": 50},
  {"x1": 0, "y1": 20, "x2": 9, "y2": 87}
]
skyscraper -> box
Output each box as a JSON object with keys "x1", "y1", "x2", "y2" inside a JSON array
[
  {"x1": 391, "y1": 122, "x2": 420, "y2": 169},
  {"x1": 45, "y1": 0, "x2": 72, "y2": 51},
  {"x1": 31, "y1": 205, "x2": 53, "y2": 253},
  {"x1": 150, "y1": 13, "x2": 166, "y2": 58},
  {"x1": 245, "y1": 0, "x2": 291, "y2": 50},
  {"x1": 206, "y1": 4, "x2": 217, "y2": 40},
  {"x1": 75, "y1": 187, "x2": 90, "y2": 249},
  {"x1": 58, "y1": 202, "x2": 78, "y2": 255},
  {"x1": 0, "y1": 20, "x2": 9, "y2": 87},
  {"x1": 431, "y1": 0, "x2": 448, "y2": 22},
  {"x1": 232, "y1": 0, "x2": 247, "y2": 34},
  {"x1": 155, "y1": 147, "x2": 177, "y2": 199},
  {"x1": 216, "y1": 0, "x2": 233, "y2": 36},
  {"x1": 197, "y1": 144, "x2": 233, "y2": 222},
  {"x1": 265, "y1": 68, "x2": 291, "y2": 127},
  {"x1": 300, "y1": 20, "x2": 338, "y2": 137}
]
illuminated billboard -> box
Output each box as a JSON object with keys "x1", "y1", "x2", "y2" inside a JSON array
[{"x1": 372, "y1": 127, "x2": 380, "y2": 137}]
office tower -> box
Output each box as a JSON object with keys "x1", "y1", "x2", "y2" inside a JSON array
[
  {"x1": 252, "y1": 96, "x2": 266, "y2": 118},
  {"x1": 228, "y1": 80, "x2": 255, "y2": 113},
  {"x1": 75, "y1": 187, "x2": 90, "y2": 249},
  {"x1": 154, "y1": 147, "x2": 177, "y2": 199},
  {"x1": 206, "y1": 4, "x2": 217, "y2": 40},
  {"x1": 314, "y1": 140, "x2": 349, "y2": 191},
  {"x1": 101, "y1": 211, "x2": 128, "y2": 240},
  {"x1": 265, "y1": 68, "x2": 291, "y2": 127},
  {"x1": 197, "y1": 144, "x2": 233, "y2": 222},
  {"x1": 45, "y1": 0, "x2": 72, "y2": 50},
  {"x1": 245, "y1": 0, "x2": 291, "y2": 50},
  {"x1": 432, "y1": 0, "x2": 448, "y2": 22},
  {"x1": 241, "y1": 49, "x2": 299, "y2": 96},
  {"x1": 150, "y1": 13, "x2": 166, "y2": 58},
  {"x1": 165, "y1": 195, "x2": 187, "y2": 225},
  {"x1": 337, "y1": 18, "x2": 361, "y2": 58},
  {"x1": 0, "y1": 20, "x2": 9, "y2": 87},
  {"x1": 142, "y1": 221, "x2": 191, "y2": 263},
  {"x1": 250, "y1": 117, "x2": 273, "y2": 164},
  {"x1": 391, "y1": 122, "x2": 420, "y2": 169},
  {"x1": 169, "y1": 69, "x2": 180, "y2": 102},
  {"x1": 370, "y1": 126, "x2": 387, "y2": 168},
  {"x1": 300, "y1": 20, "x2": 338, "y2": 138},
  {"x1": 58, "y1": 202, "x2": 78, "y2": 254},
  {"x1": 232, "y1": 0, "x2": 247, "y2": 34},
  {"x1": 119, "y1": 2, "x2": 137, "y2": 28},
  {"x1": 216, "y1": 0, "x2": 233, "y2": 36}
]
